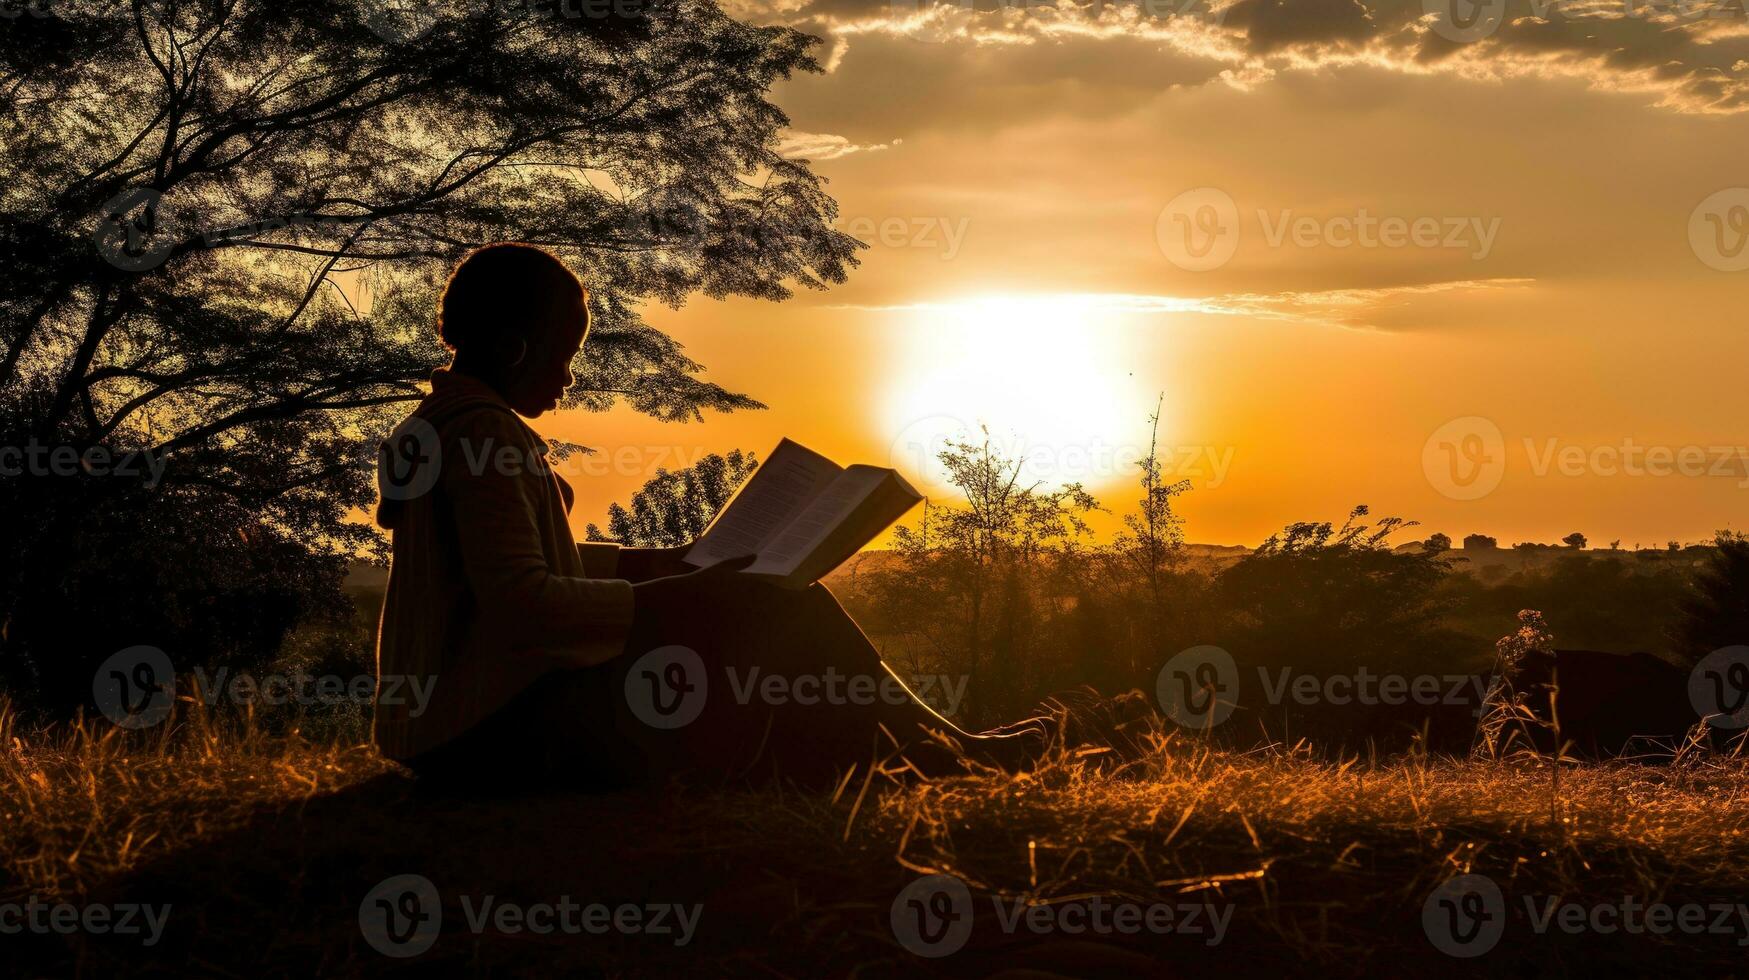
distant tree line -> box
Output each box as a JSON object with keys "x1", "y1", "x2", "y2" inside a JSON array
[{"x1": 602, "y1": 423, "x2": 1745, "y2": 747}]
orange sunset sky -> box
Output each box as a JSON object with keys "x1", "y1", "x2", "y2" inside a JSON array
[{"x1": 542, "y1": 0, "x2": 1748, "y2": 548}]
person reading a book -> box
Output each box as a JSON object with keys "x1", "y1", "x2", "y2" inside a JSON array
[{"x1": 373, "y1": 243, "x2": 1042, "y2": 791}]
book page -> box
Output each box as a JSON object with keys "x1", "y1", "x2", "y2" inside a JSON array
[
  {"x1": 780, "y1": 470, "x2": 923, "y2": 587},
  {"x1": 683, "y1": 439, "x2": 841, "y2": 567},
  {"x1": 745, "y1": 466, "x2": 890, "y2": 577}
]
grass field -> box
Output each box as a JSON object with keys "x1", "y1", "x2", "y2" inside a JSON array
[{"x1": 5, "y1": 701, "x2": 1749, "y2": 978}]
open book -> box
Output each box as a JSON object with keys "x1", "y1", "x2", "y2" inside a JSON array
[{"x1": 683, "y1": 439, "x2": 923, "y2": 588}]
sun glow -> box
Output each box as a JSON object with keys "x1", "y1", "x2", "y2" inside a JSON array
[{"x1": 880, "y1": 295, "x2": 1157, "y2": 495}]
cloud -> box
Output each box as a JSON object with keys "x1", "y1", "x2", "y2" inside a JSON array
[
  {"x1": 1225, "y1": 0, "x2": 1375, "y2": 52},
  {"x1": 775, "y1": 130, "x2": 905, "y2": 160},
  {"x1": 830, "y1": 277, "x2": 1536, "y2": 329},
  {"x1": 1185, "y1": 276, "x2": 1536, "y2": 327},
  {"x1": 753, "y1": 0, "x2": 1749, "y2": 114}
]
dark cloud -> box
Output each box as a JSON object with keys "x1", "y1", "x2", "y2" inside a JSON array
[
  {"x1": 754, "y1": 0, "x2": 1749, "y2": 114},
  {"x1": 1224, "y1": 0, "x2": 1376, "y2": 52}
]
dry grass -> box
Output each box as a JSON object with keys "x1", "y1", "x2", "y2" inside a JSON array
[
  {"x1": 877, "y1": 737, "x2": 1749, "y2": 970},
  {"x1": 5, "y1": 702, "x2": 1749, "y2": 977},
  {"x1": 0, "y1": 701, "x2": 392, "y2": 903}
]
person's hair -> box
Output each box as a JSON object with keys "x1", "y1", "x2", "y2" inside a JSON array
[{"x1": 437, "y1": 243, "x2": 587, "y2": 352}]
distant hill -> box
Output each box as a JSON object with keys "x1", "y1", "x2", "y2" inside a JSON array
[
  {"x1": 343, "y1": 562, "x2": 388, "y2": 594},
  {"x1": 819, "y1": 543, "x2": 1255, "y2": 588},
  {"x1": 1399, "y1": 542, "x2": 1716, "y2": 577},
  {"x1": 341, "y1": 541, "x2": 1718, "y2": 599}
]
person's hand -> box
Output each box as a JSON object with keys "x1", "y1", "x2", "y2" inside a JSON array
[
  {"x1": 619, "y1": 544, "x2": 697, "y2": 583},
  {"x1": 630, "y1": 554, "x2": 758, "y2": 612}
]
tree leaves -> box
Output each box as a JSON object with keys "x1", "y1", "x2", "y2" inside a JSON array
[{"x1": 0, "y1": 0, "x2": 859, "y2": 704}]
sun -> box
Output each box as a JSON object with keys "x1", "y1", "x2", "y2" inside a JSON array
[{"x1": 880, "y1": 294, "x2": 1155, "y2": 494}]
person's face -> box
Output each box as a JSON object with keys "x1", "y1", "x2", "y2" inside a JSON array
[{"x1": 503, "y1": 292, "x2": 586, "y2": 418}]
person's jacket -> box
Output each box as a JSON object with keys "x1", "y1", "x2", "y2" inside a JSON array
[{"x1": 372, "y1": 368, "x2": 631, "y2": 760}]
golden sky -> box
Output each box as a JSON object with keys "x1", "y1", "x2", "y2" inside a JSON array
[{"x1": 547, "y1": 0, "x2": 1749, "y2": 548}]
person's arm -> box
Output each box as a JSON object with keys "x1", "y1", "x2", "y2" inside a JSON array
[
  {"x1": 575, "y1": 541, "x2": 623, "y2": 578},
  {"x1": 574, "y1": 543, "x2": 695, "y2": 583},
  {"x1": 440, "y1": 410, "x2": 632, "y2": 663},
  {"x1": 615, "y1": 546, "x2": 695, "y2": 583}
]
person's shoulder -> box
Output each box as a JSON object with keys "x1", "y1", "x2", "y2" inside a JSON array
[
  {"x1": 432, "y1": 402, "x2": 548, "y2": 471},
  {"x1": 431, "y1": 399, "x2": 524, "y2": 439},
  {"x1": 411, "y1": 370, "x2": 523, "y2": 437}
]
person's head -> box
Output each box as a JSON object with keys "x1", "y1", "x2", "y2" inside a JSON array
[{"x1": 438, "y1": 243, "x2": 588, "y2": 417}]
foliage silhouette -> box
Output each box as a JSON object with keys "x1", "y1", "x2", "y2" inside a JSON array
[
  {"x1": 585, "y1": 449, "x2": 759, "y2": 547},
  {"x1": 1669, "y1": 531, "x2": 1749, "y2": 667},
  {"x1": 0, "y1": 0, "x2": 857, "y2": 704}
]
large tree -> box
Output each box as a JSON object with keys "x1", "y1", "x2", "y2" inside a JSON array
[{"x1": 0, "y1": 0, "x2": 859, "y2": 704}]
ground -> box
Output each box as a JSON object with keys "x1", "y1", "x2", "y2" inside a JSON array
[{"x1": 5, "y1": 703, "x2": 1749, "y2": 978}]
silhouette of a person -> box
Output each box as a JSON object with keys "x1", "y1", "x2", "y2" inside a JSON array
[{"x1": 374, "y1": 243, "x2": 1041, "y2": 790}]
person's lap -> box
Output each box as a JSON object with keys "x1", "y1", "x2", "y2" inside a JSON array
[
  {"x1": 617, "y1": 576, "x2": 960, "y2": 783},
  {"x1": 407, "y1": 578, "x2": 958, "y2": 792}
]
